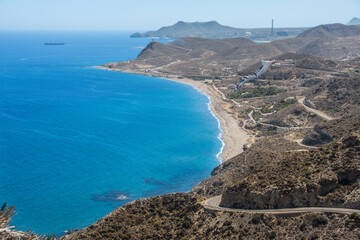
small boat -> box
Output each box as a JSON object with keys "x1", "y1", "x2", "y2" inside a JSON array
[{"x1": 44, "y1": 42, "x2": 65, "y2": 45}]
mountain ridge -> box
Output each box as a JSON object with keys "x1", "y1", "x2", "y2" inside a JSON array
[
  {"x1": 131, "y1": 20, "x2": 308, "y2": 40},
  {"x1": 105, "y1": 24, "x2": 360, "y2": 78},
  {"x1": 297, "y1": 23, "x2": 360, "y2": 38}
]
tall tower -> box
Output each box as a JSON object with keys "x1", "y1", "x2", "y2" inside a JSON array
[{"x1": 271, "y1": 19, "x2": 274, "y2": 37}]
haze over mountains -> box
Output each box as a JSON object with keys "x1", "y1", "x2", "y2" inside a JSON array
[
  {"x1": 130, "y1": 18, "x2": 359, "y2": 40},
  {"x1": 105, "y1": 23, "x2": 360, "y2": 78},
  {"x1": 298, "y1": 23, "x2": 360, "y2": 38},
  {"x1": 131, "y1": 20, "x2": 307, "y2": 40},
  {"x1": 347, "y1": 17, "x2": 360, "y2": 25}
]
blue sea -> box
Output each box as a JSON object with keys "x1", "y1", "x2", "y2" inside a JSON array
[{"x1": 0, "y1": 31, "x2": 222, "y2": 235}]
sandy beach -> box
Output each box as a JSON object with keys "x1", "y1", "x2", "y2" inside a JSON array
[{"x1": 94, "y1": 66, "x2": 249, "y2": 162}]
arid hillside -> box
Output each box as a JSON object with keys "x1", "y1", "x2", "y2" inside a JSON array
[
  {"x1": 103, "y1": 24, "x2": 360, "y2": 78},
  {"x1": 60, "y1": 30, "x2": 360, "y2": 240},
  {"x1": 297, "y1": 23, "x2": 360, "y2": 38},
  {"x1": 63, "y1": 192, "x2": 360, "y2": 240}
]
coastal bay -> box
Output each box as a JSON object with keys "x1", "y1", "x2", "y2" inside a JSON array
[
  {"x1": 95, "y1": 66, "x2": 249, "y2": 162},
  {"x1": 2, "y1": 0, "x2": 360, "y2": 238},
  {"x1": 0, "y1": 32, "x2": 223, "y2": 234}
]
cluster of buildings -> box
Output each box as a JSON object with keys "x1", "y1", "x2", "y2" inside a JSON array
[{"x1": 227, "y1": 58, "x2": 296, "y2": 92}]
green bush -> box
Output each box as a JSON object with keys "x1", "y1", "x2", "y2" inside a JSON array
[
  {"x1": 349, "y1": 213, "x2": 358, "y2": 219},
  {"x1": 253, "y1": 111, "x2": 261, "y2": 121}
]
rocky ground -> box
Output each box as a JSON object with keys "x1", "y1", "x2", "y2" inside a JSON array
[{"x1": 63, "y1": 193, "x2": 360, "y2": 240}]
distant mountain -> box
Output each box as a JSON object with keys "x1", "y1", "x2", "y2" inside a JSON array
[
  {"x1": 347, "y1": 17, "x2": 360, "y2": 25},
  {"x1": 131, "y1": 21, "x2": 238, "y2": 39},
  {"x1": 131, "y1": 21, "x2": 307, "y2": 40},
  {"x1": 104, "y1": 23, "x2": 360, "y2": 78},
  {"x1": 297, "y1": 23, "x2": 360, "y2": 38}
]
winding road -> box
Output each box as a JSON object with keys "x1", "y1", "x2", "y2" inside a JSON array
[
  {"x1": 203, "y1": 195, "x2": 360, "y2": 215},
  {"x1": 247, "y1": 110, "x2": 311, "y2": 130},
  {"x1": 203, "y1": 96, "x2": 343, "y2": 215},
  {"x1": 298, "y1": 97, "x2": 335, "y2": 121}
]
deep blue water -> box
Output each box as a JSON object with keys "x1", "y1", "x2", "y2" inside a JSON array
[{"x1": 0, "y1": 31, "x2": 221, "y2": 235}]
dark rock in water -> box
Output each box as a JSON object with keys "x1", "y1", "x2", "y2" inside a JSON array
[
  {"x1": 91, "y1": 191, "x2": 130, "y2": 202},
  {"x1": 142, "y1": 177, "x2": 167, "y2": 186}
]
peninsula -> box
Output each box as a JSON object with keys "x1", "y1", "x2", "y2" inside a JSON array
[{"x1": 131, "y1": 20, "x2": 308, "y2": 41}]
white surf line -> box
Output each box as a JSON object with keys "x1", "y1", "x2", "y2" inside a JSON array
[
  {"x1": 94, "y1": 68, "x2": 226, "y2": 163},
  {"x1": 192, "y1": 87, "x2": 225, "y2": 164}
]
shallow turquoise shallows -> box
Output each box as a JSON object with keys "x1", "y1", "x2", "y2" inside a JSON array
[{"x1": 0, "y1": 31, "x2": 221, "y2": 234}]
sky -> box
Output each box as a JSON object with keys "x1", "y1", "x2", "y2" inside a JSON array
[{"x1": 0, "y1": 0, "x2": 359, "y2": 31}]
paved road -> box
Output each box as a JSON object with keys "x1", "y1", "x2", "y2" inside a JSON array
[
  {"x1": 203, "y1": 195, "x2": 360, "y2": 215},
  {"x1": 298, "y1": 97, "x2": 335, "y2": 121}
]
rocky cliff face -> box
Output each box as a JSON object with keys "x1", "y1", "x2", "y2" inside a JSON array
[{"x1": 215, "y1": 117, "x2": 360, "y2": 210}]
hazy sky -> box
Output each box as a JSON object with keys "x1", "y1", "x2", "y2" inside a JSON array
[{"x1": 0, "y1": 0, "x2": 359, "y2": 31}]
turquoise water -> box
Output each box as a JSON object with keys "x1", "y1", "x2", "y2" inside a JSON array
[{"x1": 0, "y1": 31, "x2": 221, "y2": 234}]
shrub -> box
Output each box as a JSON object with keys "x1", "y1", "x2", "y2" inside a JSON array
[
  {"x1": 312, "y1": 215, "x2": 328, "y2": 227},
  {"x1": 182, "y1": 219, "x2": 191, "y2": 229},
  {"x1": 269, "y1": 231, "x2": 277, "y2": 239},
  {"x1": 251, "y1": 214, "x2": 261, "y2": 224},
  {"x1": 300, "y1": 223, "x2": 306, "y2": 231},
  {"x1": 349, "y1": 213, "x2": 358, "y2": 219}
]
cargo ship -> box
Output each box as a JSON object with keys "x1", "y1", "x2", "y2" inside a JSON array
[{"x1": 44, "y1": 42, "x2": 65, "y2": 45}]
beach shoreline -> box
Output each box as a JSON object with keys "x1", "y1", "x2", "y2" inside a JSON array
[{"x1": 94, "y1": 66, "x2": 249, "y2": 162}]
